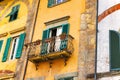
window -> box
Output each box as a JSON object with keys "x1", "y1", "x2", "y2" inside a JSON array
[
  {"x1": 2, "y1": 33, "x2": 26, "y2": 62},
  {"x1": 6, "y1": 4, "x2": 20, "y2": 22},
  {"x1": 58, "y1": 77, "x2": 73, "y2": 80},
  {"x1": 9, "y1": 37, "x2": 19, "y2": 60},
  {"x1": 48, "y1": 0, "x2": 68, "y2": 7},
  {"x1": 48, "y1": 26, "x2": 62, "y2": 53},
  {"x1": 27, "y1": 77, "x2": 45, "y2": 80},
  {"x1": 41, "y1": 24, "x2": 69, "y2": 54},
  {"x1": 55, "y1": 72, "x2": 78, "y2": 80},
  {"x1": 109, "y1": 30, "x2": 120, "y2": 70}
]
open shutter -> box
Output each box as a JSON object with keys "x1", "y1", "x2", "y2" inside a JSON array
[
  {"x1": 42, "y1": 30, "x2": 49, "y2": 40},
  {"x1": 8, "y1": 5, "x2": 20, "y2": 21},
  {"x1": 60, "y1": 24, "x2": 69, "y2": 50},
  {"x1": 41, "y1": 29, "x2": 49, "y2": 55},
  {"x1": 110, "y1": 30, "x2": 120, "y2": 70},
  {"x1": 62, "y1": 24, "x2": 69, "y2": 34},
  {"x1": 6, "y1": 5, "x2": 20, "y2": 17},
  {"x1": 2, "y1": 38, "x2": 11, "y2": 62},
  {"x1": 0, "y1": 40, "x2": 3, "y2": 51},
  {"x1": 15, "y1": 33, "x2": 26, "y2": 59},
  {"x1": 48, "y1": 0, "x2": 54, "y2": 7}
]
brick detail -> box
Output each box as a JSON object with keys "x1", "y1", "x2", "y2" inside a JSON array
[{"x1": 98, "y1": 3, "x2": 120, "y2": 22}]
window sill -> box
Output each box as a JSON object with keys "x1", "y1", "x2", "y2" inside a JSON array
[{"x1": 48, "y1": 0, "x2": 70, "y2": 8}]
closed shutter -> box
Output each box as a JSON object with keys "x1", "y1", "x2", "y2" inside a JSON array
[
  {"x1": 110, "y1": 30, "x2": 120, "y2": 70},
  {"x1": 60, "y1": 24, "x2": 70, "y2": 50},
  {"x1": 15, "y1": 33, "x2": 26, "y2": 58},
  {"x1": 2, "y1": 38, "x2": 12, "y2": 62},
  {"x1": 41, "y1": 30, "x2": 49, "y2": 54},
  {"x1": 48, "y1": 0, "x2": 54, "y2": 7},
  {"x1": 0, "y1": 40, "x2": 3, "y2": 51}
]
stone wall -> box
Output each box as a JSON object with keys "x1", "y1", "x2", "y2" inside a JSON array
[
  {"x1": 78, "y1": 0, "x2": 97, "y2": 80},
  {"x1": 15, "y1": 0, "x2": 40, "y2": 80}
]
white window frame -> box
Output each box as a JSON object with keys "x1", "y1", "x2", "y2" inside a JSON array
[{"x1": 9, "y1": 36, "x2": 19, "y2": 60}]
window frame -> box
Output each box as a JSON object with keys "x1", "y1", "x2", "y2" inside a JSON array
[
  {"x1": 9, "y1": 36, "x2": 19, "y2": 60},
  {"x1": 54, "y1": 72, "x2": 78, "y2": 80},
  {"x1": 48, "y1": 0, "x2": 70, "y2": 8},
  {"x1": 6, "y1": 4, "x2": 20, "y2": 22},
  {"x1": 2, "y1": 33, "x2": 26, "y2": 62}
]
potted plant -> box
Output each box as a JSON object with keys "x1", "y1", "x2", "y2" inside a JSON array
[{"x1": 59, "y1": 33, "x2": 66, "y2": 40}]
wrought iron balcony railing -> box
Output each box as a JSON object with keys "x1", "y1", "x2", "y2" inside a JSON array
[{"x1": 25, "y1": 34, "x2": 74, "y2": 64}]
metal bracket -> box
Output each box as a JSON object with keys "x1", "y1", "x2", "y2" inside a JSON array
[
  {"x1": 49, "y1": 61, "x2": 53, "y2": 68},
  {"x1": 35, "y1": 63, "x2": 39, "y2": 70},
  {"x1": 64, "y1": 58, "x2": 68, "y2": 66}
]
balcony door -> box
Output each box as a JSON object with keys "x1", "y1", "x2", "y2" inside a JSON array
[{"x1": 48, "y1": 27, "x2": 62, "y2": 53}]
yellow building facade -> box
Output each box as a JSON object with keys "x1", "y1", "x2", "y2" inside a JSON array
[
  {"x1": 0, "y1": 0, "x2": 37, "y2": 80},
  {"x1": 25, "y1": 0, "x2": 86, "y2": 80},
  {"x1": 0, "y1": 0, "x2": 97, "y2": 80}
]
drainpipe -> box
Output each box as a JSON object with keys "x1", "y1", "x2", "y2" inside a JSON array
[
  {"x1": 22, "y1": 0, "x2": 40, "y2": 80},
  {"x1": 94, "y1": 0, "x2": 99, "y2": 80}
]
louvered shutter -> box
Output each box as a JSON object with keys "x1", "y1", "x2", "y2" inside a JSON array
[
  {"x1": 15, "y1": 33, "x2": 26, "y2": 58},
  {"x1": 110, "y1": 30, "x2": 120, "y2": 70},
  {"x1": 2, "y1": 38, "x2": 11, "y2": 62},
  {"x1": 41, "y1": 30, "x2": 49, "y2": 54},
  {"x1": 48, "y1": 0, "x2": 54, "y2": 7},
  {"x1": 0, "y1": 40, "x2": 3, "y2": 51},
  {"x1": 60, "y1": 24, "x2": 69, "y2": 50}
]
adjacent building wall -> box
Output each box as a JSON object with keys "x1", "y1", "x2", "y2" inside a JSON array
[{"x1": 97, "y1": 0, "x2": 120, "y2": 79}]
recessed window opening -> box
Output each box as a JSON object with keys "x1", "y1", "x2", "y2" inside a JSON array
[{"x1": 9, "y1": 36, "x2": 19, "y2": 60}]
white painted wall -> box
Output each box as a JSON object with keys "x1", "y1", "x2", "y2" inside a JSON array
[
  {"x1": 97, "y1": 1, "x2": 120, "y2": 79},
  {"x1": 97, "y1": 10, "x2": 120, "y2": 72}
]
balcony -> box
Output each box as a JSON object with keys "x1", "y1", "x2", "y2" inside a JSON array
[{"x1": 25, "y1": 34, "x2": 74, "y2": 69}]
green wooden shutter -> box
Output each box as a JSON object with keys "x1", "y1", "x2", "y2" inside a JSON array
[
  {"x1": 2, "y1": 38, "x2": 11, "y2": 62},
  {"x1": 48, "y1": 0, "x2": 54, "y2": 7},
  {"x1": 12, "y1": 4, "x2": 20, "y2": 11},
  {"x1": 6, "y1": 4, "x2": 20, "y2": 17},
  {"x1": 110, "y1": 30, "x2": 120, "y2": 70},
  {"x1": 9, "y1": 5, "x2": 20, "y2": 21},
  {"x1": 0, "y1": 40, "x2": 3, "y2": 51},
  {"x1": 60, "y1": 24, "x2": 70, "y2": 50},
  {"x1": 41, "y1": 29, "x2": 49, "y2": 54},
  {"x1": 62, "y1": 24, "x2": 69, "y2": 34},
  {"x1": 15, "y1": 33, "x2": 26, "y2": 59},
  {"x1": 65, "y1": 77, "x2": 73, "y2": 80},
  {"x1": 42, "y1": 29, "x2": 49, "y2": 40}
]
